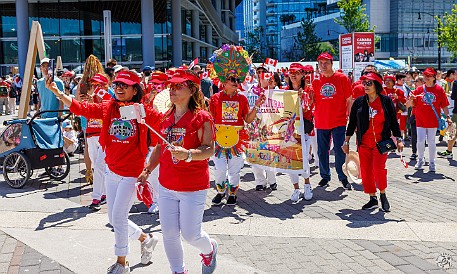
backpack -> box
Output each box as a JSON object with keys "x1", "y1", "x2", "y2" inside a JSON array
[{"x1": 8, "y1": 88, "x2": 17, "y2": 98}]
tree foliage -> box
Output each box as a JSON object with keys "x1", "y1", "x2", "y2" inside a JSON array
[
  {"x1": 242, "y1": 26, "x2": 267, "y2": 62},
  {"x1": 294, "y1": 18, "x2": 322, "y2": 61},
  {"x1": 334, "y1": 0, "x2": 374, "y2": 33},
  {"x1": 437, "y1": 4, "x2": 457, "y2": 59}
]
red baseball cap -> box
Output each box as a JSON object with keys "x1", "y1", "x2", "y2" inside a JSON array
[
  {"x1": 166, "y1": 70, "x2": 200, "y2": 85},
  {"x1": 423, "y1": 67, "x2": 437, "y2": 77},
  {"x1": 62, "y1": 71, "x2": 74, "y2": 78},
  {"x1": 289, "y1": 63, "x2": 304, "y2": 71},
  {"x1": 149, "y1": 72, "x2": 168, "y2": 84},
  {"x1": 360, "y1": 72, "x2": 383, "y2": 86},
  {"x1": 302, "y1": 65, "x2": 314, "y2": 72},
  {"x1": 383, "y1": 75, "x2": 396, "y2": 83},
  {"x1": 113, "y1": 71, "x2": 141, "y2": 86},
  {"x1": 317, "y1": 52, "x2": 334, "y2": 61},
  {"x1": 89, "y1": 73, "x2": 108, "y2": 84}
]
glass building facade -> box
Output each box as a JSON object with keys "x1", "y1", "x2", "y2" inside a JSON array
[{"x1": 0, "y1": 0, "x2": 239, "y2": 75}]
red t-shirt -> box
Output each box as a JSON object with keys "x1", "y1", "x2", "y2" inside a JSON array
[
  {"x1": 362, "y1": 97, "x2": 385, "y2": 148},
  {"x1": 159, "y1": 110, "x2": 214, "y2": 192},
  {"x1": 412, "y1": 85, "x2": 449, "y2": 128},
  {"x1": 209, "y1": 91, "x2": 249, "y2": 126},
  {"x1": 384, "y1": 88, "x2": 406, "y2": 108},
  {"x1": 86, "y1": 118, "x2": 102, "y2": 136},
  {"x1": 312, "y1": 72, "x2": 352, "y2": 129},
  {"x1": 352, "y1": 84, "x2": 365, "y2": 99}
]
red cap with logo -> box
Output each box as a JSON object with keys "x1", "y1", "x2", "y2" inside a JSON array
[
  {"x1": 62, "y1": 71, "x2": 74, "y2": 78},
  {"x1": 302, "y1": 65, "x2": 314, "y2": 72},
  {"x1": 360, "y1": 72, "x2": 383, "y2": 86},
  {"x1": 149, "y1": 72, "x2": 168, "y2": 84},
  {"x1": 317, "y1": 52, "x2": 334, "y2": 61},
  {"x1": 89, "y1": 73, "x2": 109, "y2": 84},
  {"x1": 166, "y1": 70, "x2": 200, "y2": 85},
  {"x1": 289, "y1": 63, "x2": 304, "y2": 71},
  {"x1": 423, "y1": 67, "x2": 437, "y2": 77},
  {"x1": 113, "y1": 71, "x2": 141, "y2": 86},
  {"x1": 383, "y1": 75, "x2": 396, "y2": 83}
]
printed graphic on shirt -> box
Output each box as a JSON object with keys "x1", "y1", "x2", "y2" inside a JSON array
[
  {"x1": 163, "y1": 127, "x2": 186, "y2": 164},
  {"x1": 369, "y1": 107, "x2": 378, "y2": 119},
  {"x1": 221, "y1": 101, "x2": 240, "y2": 123},
  {"x1": 422, "y1": 93, "x2": 436, "y2": 104},
  {"x1": 320, "y1": 83, "x2": 336, "y2": 98},
  {"x1": 109, "y1": 119, "x2": 137, "y2": 142},
  {"x1": 87, "y1": 119, "x2": 102, "y2": 129}
]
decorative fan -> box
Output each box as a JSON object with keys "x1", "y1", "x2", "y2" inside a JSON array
[
  {"x1": 209, "y1": 45, "x2": 252, "y2": 83},
  {"x1": 153, "y1": 88, "x2": 171, "y2": 114}
]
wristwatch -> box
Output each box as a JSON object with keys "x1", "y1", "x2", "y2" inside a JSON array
[
  {"x1": 185, "y1": 150, "x2": 192, "y2": 162},
  {"x1": 56, "y1": 92, "x2": 64, "y2": 100},
  {"x1": 396, "y1": 137, "x2": 403, "y2": 143}
]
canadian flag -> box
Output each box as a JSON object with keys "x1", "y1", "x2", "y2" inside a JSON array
[
  {"x1": 260, "y1": 72, "x2": 273, "y2": 80},
  {"x1": 94, "y1": 86, "x2": 112, "y2": 101},
  {"x1": 200, "y1": 71, "x2": 209, "y2": 79},
  {"x1": 244, "y1": 75, "x2": 253, "y2": 83},
  {"x1": 314, "y1": 73, "x2": 321, "y2": 81},
  {"x1": 189, "y1": 58, "x2": 199, "y2": 69},
  {"x1": 265, "y1": 58, "x2": 278, "y2": 67}
]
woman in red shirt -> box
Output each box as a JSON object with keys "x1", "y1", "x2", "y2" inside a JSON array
[
  {"x1": 407, "y1": 68, "x2": 451, "y2": 171},
  {"x1": 46, "y1": 71, "x2": 160, "y2": 273},
  {"x1": 343, "y1": 72, "x2": 404, "y2": 212},
  {"x1": 383, "y1": 74, "x2": 407, "y2": 130},
  {"x1": 139, "y1": 70, "x2": 218, "y2": 274}
]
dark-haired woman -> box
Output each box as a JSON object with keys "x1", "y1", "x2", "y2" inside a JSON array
[
  {"x1": 139, "y1": 70, "x2": 218, "y2": 274},
  {"x1": 343, "y1": 72, "x2": 404, "y2": 212},
  {"x1": 46, "y1": 70, "x2": 159, "y2": 274}
]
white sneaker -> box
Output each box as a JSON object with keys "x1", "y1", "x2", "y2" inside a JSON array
[
  {"x1": 303, "y1": 184, "x2": 313, "y2": 200},
  {"x1": 290, "y1": 189, "x2": 301, "y2": 202},
  {"x1": 414, "y1": 158, "x2": 425, "y2": 170},
  {"x1": 148, "y1": 202, "x2": 159, "y2": 214},
  {"x1": 141, "y1": 234, "x2": 158, "y2": 264},
  {"x1": 429, "y1": 162, "x2": 436, "y2": 172},
  {"x1": 107, "y1": 262, "x2": 130, "y2": 274}
]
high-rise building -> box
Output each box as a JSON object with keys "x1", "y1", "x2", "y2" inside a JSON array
[{"x1": 0, "y1": 0, "x2": 240, "y2": 76}]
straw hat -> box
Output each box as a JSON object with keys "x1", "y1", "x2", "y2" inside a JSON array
[{"x1": 342, "y1": 150, "x2": 362, "y2": 184}]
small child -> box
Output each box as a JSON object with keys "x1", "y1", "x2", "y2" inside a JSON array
[{"x1": 62, "y1": 121, "x2": 78, "y2": 155}]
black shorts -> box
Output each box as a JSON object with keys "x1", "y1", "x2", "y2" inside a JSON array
[{"x1": 32, "y1": 93, "x2": 39, "y2": 105}]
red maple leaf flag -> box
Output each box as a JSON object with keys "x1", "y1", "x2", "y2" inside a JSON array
[
  {"x1": 260, "y1": 72, "x2": 273, "y2": 80},
  {"x1": 200, "y1": 71, "x2": 209, "y2": 79},
  {"x1": 265, "y1": 58, "x2": 278, "y2": 67},
  {"x1": 189, "y1": 58, "x2": 199, "y2": 69},
  {"x1": 94, "y1": 86, "x2": 111, "y2": 101},
  {"x1": 244, "y1": 75, "x2": 253, "y2": 83}
]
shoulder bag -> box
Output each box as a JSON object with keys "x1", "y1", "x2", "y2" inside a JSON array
[{"x1": 423, "y1": 85, "x2": 447, "y2": 131}]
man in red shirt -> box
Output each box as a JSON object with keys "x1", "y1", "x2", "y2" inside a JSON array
[{"x1": 312, "y1": 52, "x2": 352, "y2": 189}]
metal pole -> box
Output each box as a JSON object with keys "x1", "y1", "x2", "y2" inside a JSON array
[
  {"x1": 437, "y1": 19, "x2": 441, "y2": 71},
  {"x1": 103, "y1": 10, "x2": 112, "y2": 66}
]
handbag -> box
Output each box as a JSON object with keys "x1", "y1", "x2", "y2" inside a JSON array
[
  {"x1": 396, "y1": 101, "x2": 407, "y2": 112},
  {"x1": 303, "y1": 118, "x2": 314, "y2": 134},
  {"x1": 423, "y1": 85, "x2": 447, "y2": 131},
  {"x1": 368, "y1": 98, "x2": 397, "y2": 154}
]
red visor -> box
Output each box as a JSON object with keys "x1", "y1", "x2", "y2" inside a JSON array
[
  {"x1": 166, "y1": 70, "x2": 200, "y2": 85},
  {"x1": 423, "y1": 67, "x2": 437, "y2": 77},
  {"x1": 89, "y1": 73, "x2": 108, "y2": 84},
  {"x1": 360, "y1": 72, "x2": 383, "y2": 86},
  {"x1": 289, "y1": 63, "x2": 304, "y2": 71}
]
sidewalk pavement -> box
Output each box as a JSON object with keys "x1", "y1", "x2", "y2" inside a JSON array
[{"x1": 1, "y1": 112, "x2": 457, "y2": 273}]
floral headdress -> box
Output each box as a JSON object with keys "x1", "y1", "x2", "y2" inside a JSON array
[{"x1": 208, "y1": 44, "x2": 254, "y2": 83}]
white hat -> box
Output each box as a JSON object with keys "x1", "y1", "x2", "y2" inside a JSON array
[
  {"x1": 62, "y1": 121, "x2": 72, "y2": 129},
  {"x1": 75, "y1": 74, "x2": 83, "y2": 79},
  {"x1": 342, "y1": 150, "x2": 362, "y2": 184},
  {"x1": 40, "y1": 58, "x2": 50, "y2": 65},
  {"x1": 113, "y1": 65, "x2": 123, "y2": 73}
]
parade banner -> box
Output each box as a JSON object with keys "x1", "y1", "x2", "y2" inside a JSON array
[
  {"x1": 339, "y1": 33, "x2": 353, "y2": 70},
  {"x1": 245, "y1": 89, "x2": 305, "y2": 174},
  {"x1": 353, "y1": 32, "x2": 375, "y2": 80}
]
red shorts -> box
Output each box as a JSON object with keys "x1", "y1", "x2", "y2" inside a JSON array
[{"x1": 397, "y1": 115, "x2": 407, "y2": 131}]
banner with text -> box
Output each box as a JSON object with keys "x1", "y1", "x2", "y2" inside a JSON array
[
  {"x1": 339, "y1": 32, "x2": 375, "y2": 81},
  {"x1": 245, "y1": 89, "x2": 305, "y2": 174}
]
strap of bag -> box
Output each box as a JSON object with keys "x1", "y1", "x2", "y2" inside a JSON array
[
  {"x1": 422, "y1": 84, "x2": 441, "y2": 123},
  {"x1": 367, "y1": 97, "x2": 377, "y2": 143}
]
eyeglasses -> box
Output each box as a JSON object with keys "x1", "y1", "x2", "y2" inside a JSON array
[
  {"x1": 362, "y1": 81, "x2": 374, "y2": 86},
  {"x1": 303, "y1": 71, "x2": 312, "y2": 75},
  {"x1": 227, "y1": 77, "x2": 241, "y2": 84},
  {"x1": 113, "y1": 82, "x2": 130, "y2": 89}
]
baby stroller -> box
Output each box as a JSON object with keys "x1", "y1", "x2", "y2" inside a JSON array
[{"x1": 0, "y1": 110, "x2": 71, "y2": 188}]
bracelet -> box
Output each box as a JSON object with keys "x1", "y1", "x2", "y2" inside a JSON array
[
  {"x1": 253, "y1": 105, "x2": 260, "y2": 111},
  {"x1": 143, "y1": 167, "x2": 152, "y2": 175},
  {"x1": 56, "y1": 92, "x2": 64, "y2": 100},
  {"x1": 343, "y1": 141, "x2": 350, "y2": 146}
]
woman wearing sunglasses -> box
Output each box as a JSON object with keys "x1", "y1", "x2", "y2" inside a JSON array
[
  {"x1": 285, "y1": 63, "x2": 313, "y2": 202},
  {"x1": 139, "y1": 70, "x2": 218, "y2": 274},
  {"x1": 343, "y1": 72, "x2": 404, "y2": 212},
  {"x1": 46, "y1": 70, "x2": 160, "y2": 274}
]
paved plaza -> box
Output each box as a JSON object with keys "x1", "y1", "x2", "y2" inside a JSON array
[{"x1": 0, "y1": 113, "x2": 456, "y2": 273}]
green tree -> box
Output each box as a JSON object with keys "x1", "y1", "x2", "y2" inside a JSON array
[
  {"x1": 334, "y1": 0, "x2": 374, "y2": 33},
  {"x1": 243, "y1": 26, "x2": 267, "y2": 63},
  {"x1": 437, "y1": 4, "x2": 457, "y2": 59},
  {"x1": 294, "y1": 18, "x2": 322, "y2": 61}
]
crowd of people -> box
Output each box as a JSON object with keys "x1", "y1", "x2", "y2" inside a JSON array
[{"x1": 7, "y1": 45, "x2": 455, "y2": 273}]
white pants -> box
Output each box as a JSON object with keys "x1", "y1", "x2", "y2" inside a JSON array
[
  {"x1": 212, "y1": 153, "x2": 245, "y2": 194},
  {"x1": 87, "y1": 136, "x2": 106, "y2": 200},
  {"x1": 252, "y1": 165, "x2": 276, "y2": 186},
  {"x1": 417, "y1": 127, "x2": 437, "y2": 163},
  {"x1": 8, "y1": 98, "x2": 15, "y2": 114},
  {"x1": 105, "y1": 168, "x2": 142, "y2": 256},
  {"x1": 158, "y1": 185, "x2": 212, "y2": 273},
  {"x1": 0, "y1": 97, "x2": 9, "y2": 114},
  {"x1": 310, "y1": 133, "x2": 319, "y2": 166},
  {"x1": 146, "y1": 146, "x2": 159, "y2": 202}
]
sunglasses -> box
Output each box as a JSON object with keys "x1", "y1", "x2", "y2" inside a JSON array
[
  {"x1": 113, "y1": 82, "x2": 130, "y2": 89},
  {"x1": 289, "y1": 71, "x2": 302, "y2": 75},
  {"x1": 169, "y1": 82, "x2": 188, "y2": 90},
  {"x1": 227, "y1": 77, "x2": 241, "y2": 84},
  {"x1": 362, "y1": 81, "x2": 374, "y2": 87},
  {"x1": 303, "y1": 71, "x2": 312, "y2": 75}
]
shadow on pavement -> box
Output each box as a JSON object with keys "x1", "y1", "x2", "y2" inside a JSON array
[
  {"x1": 335, "y1": 208, "x2": 405, "y2": 228},
  {"x1": 404, "y1": 169, "x2": 455, "y2": 183},
  {"x1": 36, "y1": 206, "x2": 92, "y2": 231}
]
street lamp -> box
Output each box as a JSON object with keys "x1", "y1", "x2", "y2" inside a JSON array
[
  {"x1": 327, "y1": 29, "x2": 342, "y2": 36},
  {"x1": 418, "y1": 12, "x2": 442, "y2": 70}
]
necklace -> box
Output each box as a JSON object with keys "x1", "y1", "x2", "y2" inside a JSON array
[{"x1": 174, "y1": 110, "x2": 186, "y2": 122}]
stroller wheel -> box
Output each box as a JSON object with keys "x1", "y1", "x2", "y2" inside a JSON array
[
  {"x1": 45, "y1": 152, "x2": 70, "y2": 181},
  {"x1": 3, "y1": 152, "x2": 32, "y2": 188}
]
